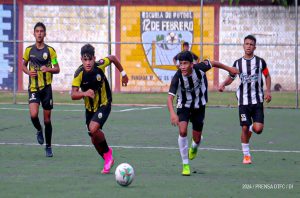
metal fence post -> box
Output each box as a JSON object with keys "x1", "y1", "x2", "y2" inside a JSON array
[
  {"x1": 107, "y1": 0, "x2": 112, "y2": 88},
  {"x1": 200, "y1": 0, "x2": 203, "y2": 61},
  {"x1": 296, "y1": 0, "x2": 299, "y2": 109},
  {"x1": 13, "y1": 0, "x2": 17, "y2": 104}
]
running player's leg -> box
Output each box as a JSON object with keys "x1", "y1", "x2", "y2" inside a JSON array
[
  {"x1": 189, "y1": 130, "x2": 202, "y2": 160},
  {"x1": 178, "y1": 121, "x2": 190, "y2": 176},
  {"x1": 28, "y1": 91, "x2": 43, "y2": 145},
  {"x1": 239, "y1": 105, "x2": 252, "y2": 164},
  {"x1": 29, "y1": 103, "x2": 42, "y2": 132},
  {"x1": 189, "y1": 106, "x2": 205, "y2": 160},
  {"x1": 89, "y1": 121, "x2": 109, "y2": 156},
  {"x1": 88, "y1": 105, "x2": 113, "y2": 174},
  {"x1": 249, "y1": 103, "x2": 264, "y2": 134},
  {"x1": 177, "y1": 107, "x2": 190, "y2": 175},
  {"x1": 241, "y1": 125, "x2": 252, "y2": 164},
  {"x1": 43, "y1": 110, "x2": 53, "y2": 157},
  {"x1": 41, "y1": 85, "x2": 54, "y2": 157}
]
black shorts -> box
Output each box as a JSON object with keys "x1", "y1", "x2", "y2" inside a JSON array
[
  {"x1": 177, "y1": 106, "x2": 205, "y2": 131},
  {"x1": 28, "y1": 85, "x2": 53, "y2": 110},
  {"x1": 239, "y1": 103, "x2": 264, "y2": 126},
  {"x1": 85, "y1": 104, "x2": 111, "y2": 130}
]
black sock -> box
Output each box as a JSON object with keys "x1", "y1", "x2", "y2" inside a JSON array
[
  {"x1": 91, "y1": 135, "x2": 109, "y2": 156},
  {"x1": 31, "y1": 117, "x2": 42, "y2": 131},
  {"x1": 44, "y1": 122, "x2": 52, "y2": 147},
  {"x1": 99, "y1": 139, "x2": 109, "y2": 154}
]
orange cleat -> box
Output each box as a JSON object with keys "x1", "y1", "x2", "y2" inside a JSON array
[{"x1": 243, "y1": 155, "x2": 252, "y2": 164}]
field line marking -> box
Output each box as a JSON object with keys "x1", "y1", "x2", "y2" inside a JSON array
[
  {"x1": 0, "y1": 142, "x2": 299, "y2": 153},
  {"x1": 0, "y1": 107, "x2": 162, "y2": 112}
]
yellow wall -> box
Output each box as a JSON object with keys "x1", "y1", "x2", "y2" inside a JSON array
[{"x1": 120, "y1": 6, "x2": 215, "y2": 92}]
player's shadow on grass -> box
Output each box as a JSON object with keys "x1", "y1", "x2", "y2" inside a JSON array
[{"x1": 192, "y1": 170, "x2": 205, "y2": 174}]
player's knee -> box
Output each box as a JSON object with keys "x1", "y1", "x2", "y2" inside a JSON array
[
  {"x1": 255, "y1": 128, "x2": 263, "y2": 134},
  {"x1": 30, "y1": 112, "x2": 39, "y2": 119},
  {"x1": 88, "y1": 121, "x2": 101, "y2": 134},
  {"x1": 44, "y1": 119, "x2": 51, "y2": 125},
  {"x1": 253, "y1": 125, "x2": 263, "y2": 134},
  {"x1": 29, "y1": 105, "x2": 39, "y2": 117},
  {"x1": 88, "y1": 125, "x2": 99, "y2": 135},
  {"x1": 179, "y1": 131, "x2": 187, "y2": 137},
  {"x1": 89, "y1": 128, "x2": 97, "y2": 135},
  {"x1": 178, "y1": 125, "x2": 188, "y2": 137}
]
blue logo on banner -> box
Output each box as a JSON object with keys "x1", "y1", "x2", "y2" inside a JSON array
[{"x1": 0, "y1": 4, "x2": 18, "y2": 90}]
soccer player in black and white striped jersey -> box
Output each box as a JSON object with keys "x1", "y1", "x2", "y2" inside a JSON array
[
  {"x1": 219, "y1": 35, "x2": 272, "y2": 164},
  {"x1": 167, "y1": 51, "x2": 239, "y2": 176}
]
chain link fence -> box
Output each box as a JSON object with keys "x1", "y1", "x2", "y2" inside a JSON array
[{"x1": 0, "y1": 1, "x2": 299, "y2": 107}]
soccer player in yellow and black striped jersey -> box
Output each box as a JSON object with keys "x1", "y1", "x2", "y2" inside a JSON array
[
  {"x1": 22, "y1": 22, "x2": 60, "y2": 157},
  {"x1": 71, "y1": 44, "x2": 128, "y2": 174}
]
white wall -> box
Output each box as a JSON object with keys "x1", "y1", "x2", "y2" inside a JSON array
[
  {"x1": 23, "y1": 5, "x2": 116, "y2": 91},
  {"x1": 219, "y1": 6, "x2": 298, "y2": 91}
]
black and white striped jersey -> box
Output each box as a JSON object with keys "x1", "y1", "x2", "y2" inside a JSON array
[
  {"x1": 230, "y1": 55, "x2": 268, "y2": 106},
  {"x1": 168, "y1": 62, "x2": 212, "y2": 108}
]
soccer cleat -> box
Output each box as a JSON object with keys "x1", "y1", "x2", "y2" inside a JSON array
[
  {"x1": 188, "y1": 136, "x2": 202, "y2": 160},
  {"x1": 188, "y1": 147, "x2": 198, "y2": 160},
  {"x1": 45, "y1": 146, "x2": 53, "y2": 157},
  {"x1": 36, "y1": 130, "x2": 44, "y2": 145},
  {"x1": 182, "y1": 164, "x2": 191, "y2": 176},
  {"x1": 101, "y1": 147, "x2": 114, "y2": 174},
  {"x1": 243, "y1": 155, "x2": 252, "y2": 164}
]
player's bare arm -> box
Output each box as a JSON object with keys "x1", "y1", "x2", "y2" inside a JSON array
[
  {"x1": 71, "y1": 87, "x2": 95, "y2": 100},
  {"x1": 107, "y1": 55, "x2": 128, "y2": 86},
  {"x1": 40, "y1": 63, "x2": 60, "y2": 74},
  {"x1": 264, "y1": 73, "x2": 272, "y2": 103},
  {"x1": 22, "y1": 59, "x2": 37, "y2": 77},
  {"x1": 219, "y1": 76, "x2": 234, "y2": 92},
  {"x1": 167, "y1": 94, "x2": 179, "y2": 126},
  {"x1": 210, "y1": 61, "x2": 239, "y2": 75}
]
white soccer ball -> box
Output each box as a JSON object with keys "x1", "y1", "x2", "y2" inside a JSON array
[{"x1": 115, "y1": 163, "x2": 135, "y2": 187}]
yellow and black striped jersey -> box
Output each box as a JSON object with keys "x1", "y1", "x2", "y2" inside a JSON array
[
  {"x1": 72, "y1": 57, "x2": 112, "y2": 112},
  {"x1": 23, "y1": 44, "x2": 58, "y2": 91}
]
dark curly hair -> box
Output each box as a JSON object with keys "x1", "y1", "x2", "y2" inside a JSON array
[
  {"x1": 178, "y1": 51, "x2": 193, "y2": 63},
  {"x1": 81, "y1": 44, "x2": 95, "y2": 58},
  {"x1": 34, "y1": 22, "x2": 46, "y2": 32}
]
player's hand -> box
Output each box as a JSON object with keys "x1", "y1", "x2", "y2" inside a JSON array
[
  {"x1": 218, "y1": 84, "x2": 225, "y2": 92},
  {"x1": 84, "y1": 89, "x2": 95, "y2": 99},
  {"x1": 265, "y1": 90, "x2": 272, "y2": 103},
  {"x1": 170, "y1": 113, "x2": 179, "y2": 126},
  {"x1": 29, "y1": 70, "x2": 37, "y2": 77},
  {"x1": 229, "y1": 67, "x2": 239, "y2": 76},
  {"x1": 122, "y1": 75, "x2": 129, "y2": 86},
  {"x1": 40, "y1": 66, "x2": 49, "y2": 73},
  {"x1": 203, "y1": 59, "x2": 210, "y2": 65}
]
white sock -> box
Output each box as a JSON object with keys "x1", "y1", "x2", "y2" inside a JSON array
[
  {"x1": 178, "y1": 135, "x2": 189, "y2": 164},
  {"x1": 241, "y1": 143, "x2": 250, "y2": 156},
  {"x1": 249, "y1": 124, "x2": 253, "y2": 133},
  {"x1": 191, "y1": 139, "x2": 201, "y2": 149}
]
